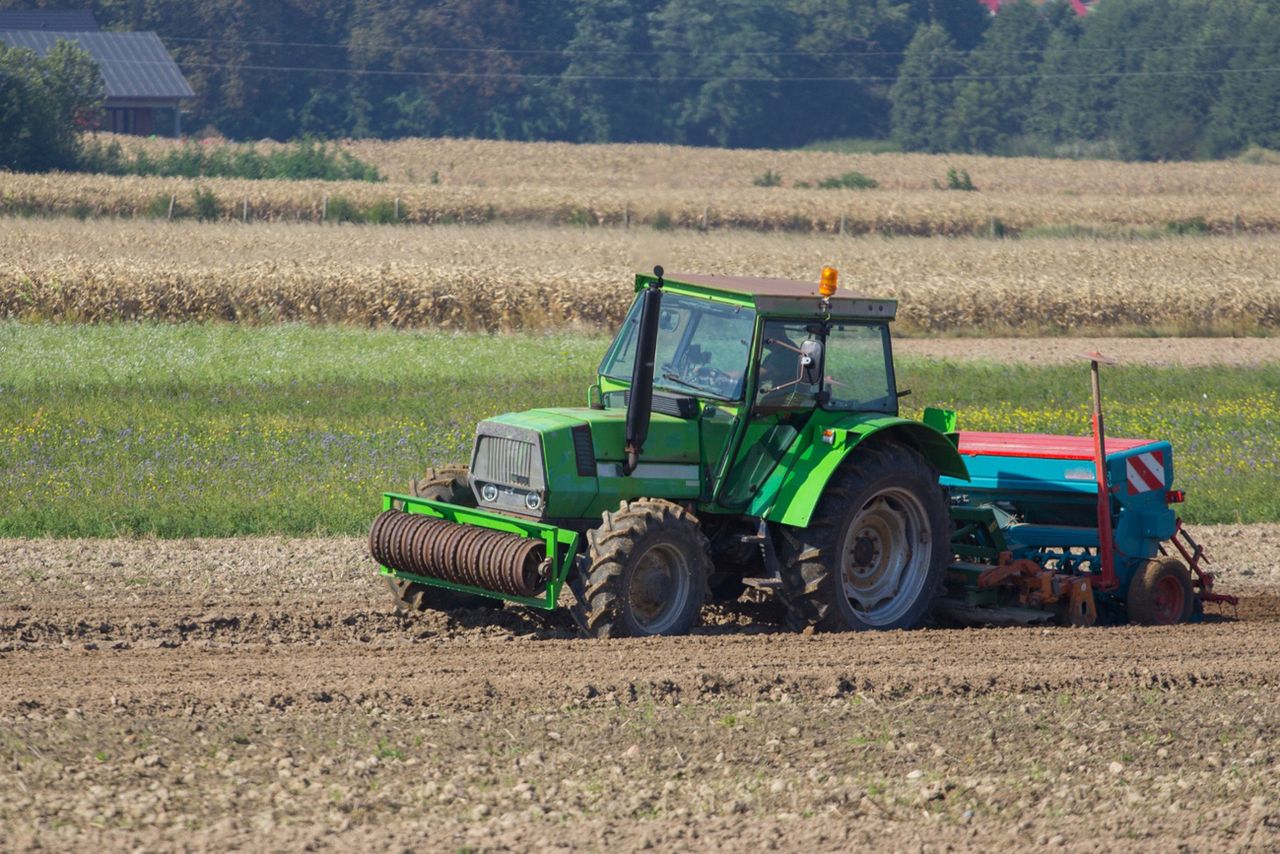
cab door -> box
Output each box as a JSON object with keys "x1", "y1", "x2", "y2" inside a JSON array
[{"x1": 716, "y1": 320, "x2": 824, "y2": 508}]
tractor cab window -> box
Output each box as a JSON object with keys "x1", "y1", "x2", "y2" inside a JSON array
[
  {"x1": 754, "y1": 321, "x2": 896, "y2": 414},
  {"x1": 600, "y1": 293, "x2": 755, "y2": 401},
  {"x1": 824, "y1": 323, "x2": 896, "y2": 413},
  {"x1": 756, "y1": 321, "x2": 823, "y2": 407}
]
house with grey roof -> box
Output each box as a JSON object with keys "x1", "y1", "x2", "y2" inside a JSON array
[{"x1": 0, "y1": 10, "x2": 193, "y2": 135}]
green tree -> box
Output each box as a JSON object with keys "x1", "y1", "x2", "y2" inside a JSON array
[
  {"x1": 945, "y1": 0, "x2": 1050, "y2": 153},
  {"x1": 905, "y1": 0, "x2": 989, "y2": 50},
  {"x1": 786, "y1": 0, "x2": 918, "y2": 140},
  {"x1": 0, "y1": 39, "x2": 102, "y2": 171},
  {"x1": 889, "y1": 23, "x2": 962, "y2": 152},
  {"x1": 550, "y1": 0, "x2": 663, "y2": 142},
  {"x1": 1207, "y1": 2, "x2": 1280, "y2": 154},
  {"x1": 1026, "y1": 24, "x2": 1083, "y2": 145},
  {"x1": 1112, "y1": 0, "x2": 1218, "y2": 160},
  {"x1": 649, "y1": 0, "x2": 804, "y2": 148},
  {"x1": 1067, "y1": 0, "x2": 1153, "y2": 144},
  {"x1": 0, "y1": 44, "x2": 46, "y2": 169}
]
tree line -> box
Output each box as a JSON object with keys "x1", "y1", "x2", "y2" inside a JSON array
[
  {"x1": 3, "y1": 0, "x2": 1280, "y2": 163},
  {"x1": 892, "y1": 0, "x2": 1280, "y2": 160}
]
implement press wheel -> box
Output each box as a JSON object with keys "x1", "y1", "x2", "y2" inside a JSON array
[
  {"x1": 1127, "y1": 557, "x2": 1194, "y2": 625},
  {"x1": 571, "y1": 499, "x2": 712, "y2": 638},
  {"x1": 778, "y1": 441, "x2": 949, "y2": 632},
  {"x1": 385, "y1": 466, "x2": 501, "y2": 614}
]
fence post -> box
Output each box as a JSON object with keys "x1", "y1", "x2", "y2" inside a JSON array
[
  {"x1": 322, "y1": 195, "x2": 328, "y2": 222},
  {"x1": 167, "y1": 194, "x2": 176, "y2": 222},
  {"x1": 242, "y1": 198, "x2": 249, "y2": 223},
  {"x1": 623, "y1": 204, "x2": 629, "y2": 230},
  {"x1": 395, "y1": 197, "x2": 400, "y2": 221},
  {"x1": 701, "y1": 206, "x2": 708, "y2": 230},
  {"x1": 839, "y1": 214, "x2": 845, "y2": 237}
]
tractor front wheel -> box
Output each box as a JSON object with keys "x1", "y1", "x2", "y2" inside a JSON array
[
  {"x1": 570, "y1": 499, "x2": 712, "y2": 638},
  {"x1": 778, "y1": 441, "x2": 949, "y2": 632},
  {"x1": 410, "y1": 465, "x2": 475, "y2": 506},
  {"x1": 1127, "y1": 557, "x2": 1194, "y2": 625}
]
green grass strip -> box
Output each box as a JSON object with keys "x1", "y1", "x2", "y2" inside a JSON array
[{"x1": 1, "y1": 323, "x2": 1275, "y2": 536}]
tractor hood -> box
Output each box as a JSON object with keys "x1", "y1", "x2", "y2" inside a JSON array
[{"x1": 469, "y1": 407, "x2": 703, "y2": 519}]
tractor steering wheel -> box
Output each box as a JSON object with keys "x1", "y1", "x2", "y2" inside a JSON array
[{"x1": 691, "y1": 363, "x2": 736, "y2": 396}]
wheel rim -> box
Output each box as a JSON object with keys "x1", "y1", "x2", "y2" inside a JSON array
[
  {"x1": 627, "y1": 541, "x2": 692, "y2": 634},
  {"x1": 1152, "y1": 574, "x2": 1185, "y2": 624},
  {"x1": 838, "y1": 487, "x2": 931, "y2": 627}
]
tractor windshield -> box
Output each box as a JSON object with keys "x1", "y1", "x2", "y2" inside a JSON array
[{"x1": 600, "y1": 293, "x2": 755, "y2": 401}]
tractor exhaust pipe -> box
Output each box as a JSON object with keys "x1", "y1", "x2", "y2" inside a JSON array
[{"x1": 623, "y1": 266, "x2": 664, "y2": 475}]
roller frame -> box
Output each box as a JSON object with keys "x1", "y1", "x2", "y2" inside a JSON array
[{"x1": 377, "y1": 492, "x2": 581, "y2": 610}]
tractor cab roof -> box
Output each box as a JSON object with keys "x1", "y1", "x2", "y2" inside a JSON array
[{"x1": 637, "y1": 271, "x2": 897, "y2": 321}]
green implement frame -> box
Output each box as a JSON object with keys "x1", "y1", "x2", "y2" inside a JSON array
[{"x1": 377, "y1": 492, "x2": 582, "y2": 610}]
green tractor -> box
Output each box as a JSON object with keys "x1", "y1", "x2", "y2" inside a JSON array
[{"x1": 370, "y1": 266, "x2": 969, "y2": 637}]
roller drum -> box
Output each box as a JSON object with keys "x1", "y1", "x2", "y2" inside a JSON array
[{"x1": 370, "y1": 509, "x2": 547, "y2": 597}]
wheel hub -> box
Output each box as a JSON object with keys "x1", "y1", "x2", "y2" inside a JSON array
[
  {"x1": 850, "y1": 534, "x2": 878, "y2": 568},
  {"x1": 838, "y1": 489, "x2": 931, "y2": 626},
  {"x1": 1152, "y1": 574, "x2": 1185, "y2": 624},
  {"x1": 628, "y1": 543, "x2": 691, "y2": 633}
]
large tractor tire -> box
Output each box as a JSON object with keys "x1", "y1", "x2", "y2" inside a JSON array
[
  {"x1": 1126, "y1": 557, "x2": 1195, "y2": 625},
  {"x1": 570, "y1": 499, "x2": 712, "y2": 638},
  {"x1": 410, "y1": 465, "x2": 474, "y2": 506},
  {"x1": 385, "y1": 465, "x2": 500, "y2": 613},
  {"x1": 778, "y1": 441, "x2": 949, "y2": 632}
]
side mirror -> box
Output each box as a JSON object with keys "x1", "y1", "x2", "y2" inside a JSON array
[{"x1": 799, "y1": 340, "x2": 823, "y2": 385}]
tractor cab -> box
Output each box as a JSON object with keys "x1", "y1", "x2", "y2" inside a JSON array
[{"x1": 598, "y1": 270, "x2": 901, "y2": 418}]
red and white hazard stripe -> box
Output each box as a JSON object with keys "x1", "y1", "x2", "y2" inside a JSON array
[{"x1": 1126, "y1": 451, "x2": 1165, "y2": 495}]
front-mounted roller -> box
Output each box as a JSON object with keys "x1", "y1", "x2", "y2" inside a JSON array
[{"x1": 372, "y1": 492, "x2": 580, "y2": 611}]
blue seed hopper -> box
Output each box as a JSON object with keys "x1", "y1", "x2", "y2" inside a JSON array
[{"x1": 935, "y1": 421, "x2": 1234, "y2": 626}]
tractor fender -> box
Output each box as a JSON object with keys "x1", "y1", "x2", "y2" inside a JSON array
[{"x1": 755, "y1": 416, "x2": 969, "y2": 529}]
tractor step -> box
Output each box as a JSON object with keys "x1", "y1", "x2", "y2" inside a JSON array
[{"x1": 732, "y1": 520, "x2": 784, "y2": 591}]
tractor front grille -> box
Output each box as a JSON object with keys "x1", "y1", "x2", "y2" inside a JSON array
[
  {"x1": 475, "y1": 435, "x2": 535, "y2": 486},
  {"x1": 469, "y1": 422, "x2": 547, "y2": 516}
]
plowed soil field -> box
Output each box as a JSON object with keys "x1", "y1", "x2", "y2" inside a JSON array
[{"x1": 4, "y1": 530, "x2": 1279, "y2": 851}]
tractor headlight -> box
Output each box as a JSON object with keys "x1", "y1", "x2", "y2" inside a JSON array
[
  {"x1": 480, "y1": 483, "x2": 499, "y2": 503},
  {"x1": 524, "y1": 491, "x2": 542, "y2": 511}
]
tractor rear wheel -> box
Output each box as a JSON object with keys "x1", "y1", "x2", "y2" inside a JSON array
[
  {"x1": 570, "y1": 499, "x2": 712, "y2": 638},
  {"x1": 777, "y1": 441, "x2": 949, "y2": 632},
  {"x1": 1127, "y1": 557, "x2": 1194, "y2": 625},
  {"x1": 387, "y1": 465, "x2": 500, "y2": 613}
]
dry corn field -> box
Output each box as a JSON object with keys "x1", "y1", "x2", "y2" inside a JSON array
[
  {"x1": 3, "y1": 219, "x2": 1278, "y2": 333},
  {"x1": 5, "y1": 137, "x2": 1280, "y2": 234}
]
